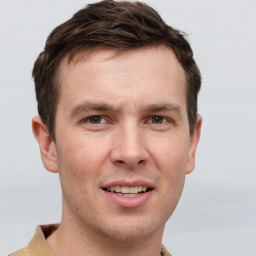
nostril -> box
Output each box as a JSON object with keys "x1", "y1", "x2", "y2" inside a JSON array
[
  {"x1": 117, "y1": 160, "x2": 125, "y2": 165},
  {"x1": 113, "y1": 158, "x2": 146, "y2": 167}
]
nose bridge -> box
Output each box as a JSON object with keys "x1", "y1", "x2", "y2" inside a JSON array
[{"x1": 112, "y1": 119, "x2": 147, "y2": 167}]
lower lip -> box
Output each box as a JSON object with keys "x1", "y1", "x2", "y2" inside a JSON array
[{"x1": 103, "y1": 190, "x2": 153, "y2": 208}]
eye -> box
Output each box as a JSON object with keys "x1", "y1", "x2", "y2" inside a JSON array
[
  {"x1": 85, "y1": 116, "x2": 106, "y2": 124},
  {"x1": 150, "y1": 116, "x2": 166, "y2": 124}
]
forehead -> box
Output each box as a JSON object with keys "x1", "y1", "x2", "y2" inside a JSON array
[
  {"x1": 56, "y1": 46, "x2": 187, "y2": 111},
  {"x1": 60, "y1": 45, "x2": 185, "y2": 77}
]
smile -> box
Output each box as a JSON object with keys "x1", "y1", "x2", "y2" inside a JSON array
[
  {"x1": 102, "y1": 183, "x2": 154, "y2": 207},
  {"x1": 104, "y1": 186, "x2": 149, "y2": 197}
]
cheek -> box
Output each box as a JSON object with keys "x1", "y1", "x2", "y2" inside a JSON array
[
  {"x1": 155, "y1": 146, "x2": 187, "y2": 219},
  {"x1": 56, "y1": 140, "x2": 100, "y2": 211},
  {"x1": 151, "y1": 135, "x2": 190, "y2": 174},
  {"x1": 56, "y1": 135, "x2": 108, "y2": 186},
  {"x1": 150, "y1": 135, "x2": 189, "y2": 202}
]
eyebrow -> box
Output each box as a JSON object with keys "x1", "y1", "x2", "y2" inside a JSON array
[
  {"x1": 68, "y1": 101, "x2": 181, "y2": 119},
  {"x1": 69, "y1": 102, "x2": 121, "y2": 118},
  {"x1": 141, "y1": 103, "x2": 181, "y2": 114}
]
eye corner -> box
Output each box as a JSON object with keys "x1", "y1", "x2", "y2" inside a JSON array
[
  {"x1": 80, "y1": 115, "x2": 109, "y2": 126},
  {"x1": 144, "y1": 115, "x2": 176, "y2": 131},
  {"x1": 146, "y1": 115, "x2": 168, "y2": 124}
]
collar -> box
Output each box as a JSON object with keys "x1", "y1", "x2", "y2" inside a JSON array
[{"x1": 10, "y1": 224, "x2": 171, "y2": 256}]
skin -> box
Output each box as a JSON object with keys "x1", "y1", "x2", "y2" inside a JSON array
[{"x1": 32, "y1": 46, "x2": 202, "y2": 256}]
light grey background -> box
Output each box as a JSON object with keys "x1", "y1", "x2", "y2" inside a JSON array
[{"x1": 0, "y1": 0, "x2": 255, "y2": 255}]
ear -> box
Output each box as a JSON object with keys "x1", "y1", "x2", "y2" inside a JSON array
[
  {"x1": 32, "y1": 116, "x2": 58, "y2": 173},
  {"x1": 186, "y1": 115, "x2": 202, "y2": 174}
]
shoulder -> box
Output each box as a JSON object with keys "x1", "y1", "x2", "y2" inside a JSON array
[
  {"x1": 9, "y1": 248, "x2": 30, "y2": 256},
  {"x1": 9, "y1": 224, "x2": 58, "y2": 256},
  {"x1": 161, "y1": 244, "x2": 172, "y2": 256}
]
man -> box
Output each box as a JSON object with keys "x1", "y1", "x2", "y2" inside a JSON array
[{"x1": 10, "y1": 0, "x2": 202, "y2": 255}]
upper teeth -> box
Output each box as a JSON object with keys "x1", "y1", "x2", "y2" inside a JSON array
[{"x1": 107, "y1": 186, "x2": 147, "y2": 193}]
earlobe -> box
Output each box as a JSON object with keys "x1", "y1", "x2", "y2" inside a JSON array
[
  {"x1": 186, "y1": 115, "x2": 202, "y2": 174},
  {"x1": 32, "y1": 116, "x2": 59, "y2": 173}
]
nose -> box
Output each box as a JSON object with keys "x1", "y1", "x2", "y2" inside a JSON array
[{"x1": 110, "y1": 122, "x2": 149, "y2": 169}]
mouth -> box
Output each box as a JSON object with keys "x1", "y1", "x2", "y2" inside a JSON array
[
  {"x1": 103, "y1": 185, "x2": 153, "y2": 197},
  {"x1": 101, "y1": 181, "x2": 154, "y2": 207}
]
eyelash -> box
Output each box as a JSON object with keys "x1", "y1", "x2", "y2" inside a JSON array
[
  {"x1": 82, "y1": 115, "x2": 172, "y2": 125},
  {"x1": 148, "y1": 116, "x2": 168, "y2": 124},
  {"x1": 83, "y1": 115, "x2": 107, "y2": 124}
]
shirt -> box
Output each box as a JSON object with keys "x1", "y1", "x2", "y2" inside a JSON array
[{"x1": 10, "y1": 224, "x2": 171, "y2": 256}]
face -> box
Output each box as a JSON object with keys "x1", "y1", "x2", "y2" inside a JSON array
[{"x1": 34, "y1": 46, "x2": 201, "y2": 244}]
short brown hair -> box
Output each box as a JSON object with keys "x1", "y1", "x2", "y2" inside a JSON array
[{"x1": 32, "y1": 0, "x2": 201, "y2": 140}]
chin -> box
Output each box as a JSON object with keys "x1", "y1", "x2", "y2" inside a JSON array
[{"x1": 99, "y1": 212, "x2": 166, "y2": 243}]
